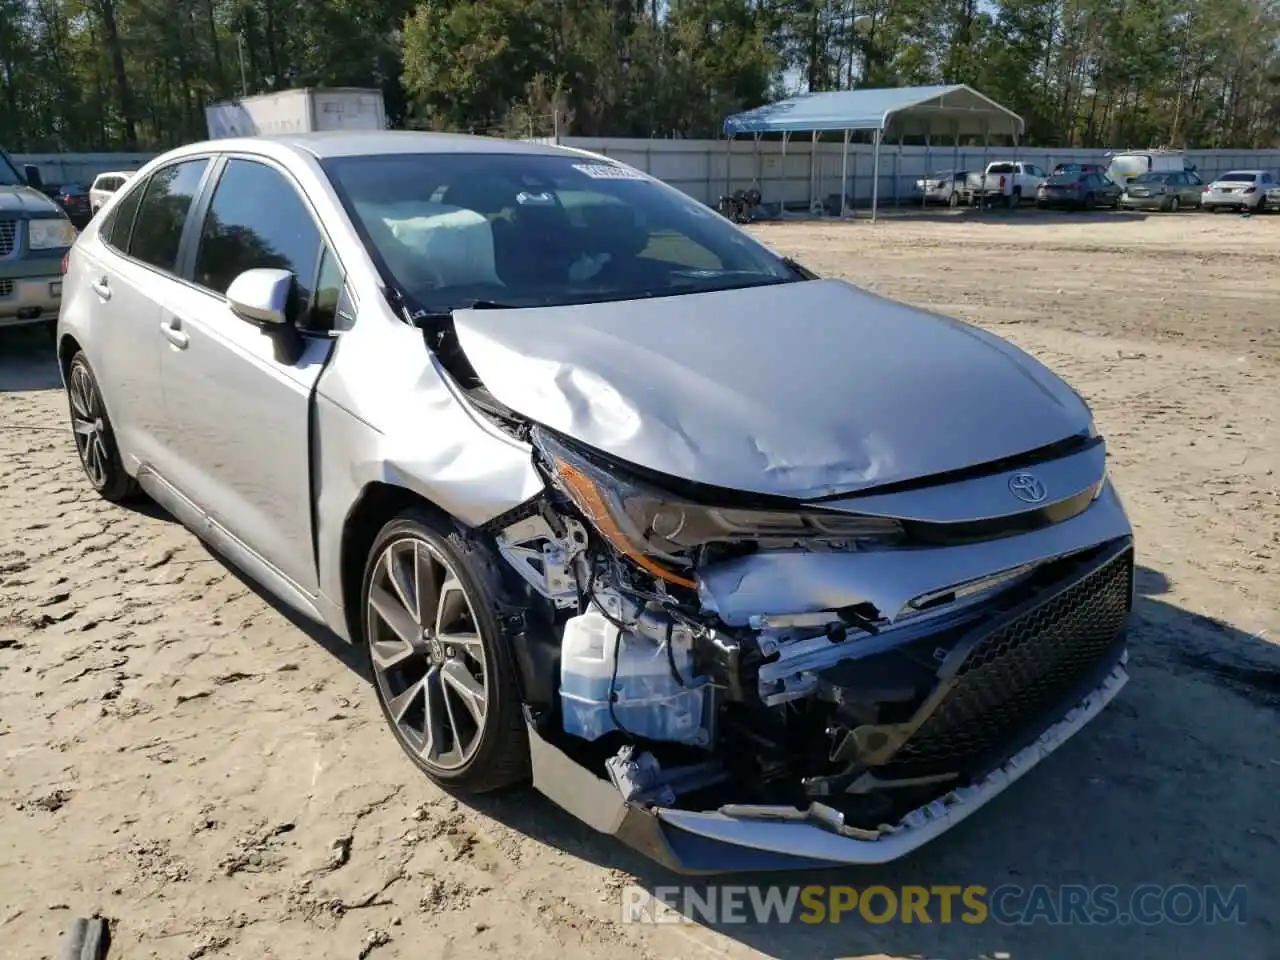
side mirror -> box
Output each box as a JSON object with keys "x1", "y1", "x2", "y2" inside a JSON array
[
  {"x1": 22, "y1": 164, "x2": 43, "y2": 189},
  {"x1": 226, "y1": 268, "x2": 294, "y2": 327}
]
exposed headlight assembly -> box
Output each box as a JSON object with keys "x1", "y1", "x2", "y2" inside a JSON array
[
  {"x1": 532, "y1": 430, "x2": 905, "y2": 589},
  {"x1": 28, "y1": 217, "x2": 77, "y2": 250}
]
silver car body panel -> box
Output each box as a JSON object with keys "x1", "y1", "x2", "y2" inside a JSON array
[
  {"x1": 454, "y1": 279, "x2": 1093, "y2": 500},
  {"x1": 698, "y1": 480, "x2": 1129, "y2": 627}
]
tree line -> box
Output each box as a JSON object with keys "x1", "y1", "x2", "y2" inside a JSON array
[{"x1": 2, "y1": 0, "x2": 1277, "y2": 154}]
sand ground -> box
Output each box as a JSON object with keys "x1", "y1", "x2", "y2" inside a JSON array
[{"x1": 1, "y1": 209, "x2": 1277, "y2": 959}]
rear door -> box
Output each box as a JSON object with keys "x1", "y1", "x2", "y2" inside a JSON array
[
  {"x1": 156, "y1": 155, "x2": 344, "y2": 595},
  {"x1": 1183, "y1": 170, "x2": 1204, "y2": 204},
  {"x1": 83, "y1": 158, "x2": 212, "y2": 475}
]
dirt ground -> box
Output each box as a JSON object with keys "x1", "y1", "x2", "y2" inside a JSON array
[{"x1": 2, "y1": 210, "x2": 1278, "y2": 960}]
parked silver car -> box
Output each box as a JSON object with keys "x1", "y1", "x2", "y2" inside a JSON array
[
  {"x1": 1200, "y1": 169, "x2": 1276, "y2": 212},
  {"x1": 58, "y1": 132, "x2": 1135, "y2": 873},
  {"x1": 912, "y1": 170, "x2": 970, "y2": 206}
]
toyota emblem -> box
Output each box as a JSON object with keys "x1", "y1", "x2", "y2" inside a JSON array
[{"x1": 1008, "y1": 472, "x2": 1048, "y2": 504}]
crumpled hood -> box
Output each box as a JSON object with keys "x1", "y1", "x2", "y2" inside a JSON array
[
  {"x1": 453, "y1": 278, "x2": 1092, "y2": 499},
  {"x1": 0, "y1": 185, "x2": 61, "y2": 215}
]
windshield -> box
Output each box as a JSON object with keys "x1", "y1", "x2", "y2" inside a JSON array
[
  {"x1": 1133, "y1": 173, "x2": 1172, "y2": 183},
  {"x1": 1220, "y1": 171, "x2": 1256, "y2": 182},
  {"x1": 0, "y1": 151, "x2": 23, "y2": 187},
  {"x1": 323, "y1": 152, "x2": 799, "y2": 312}
]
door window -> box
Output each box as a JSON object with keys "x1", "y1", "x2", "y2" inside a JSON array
[
  {"x1": 102, "y1": 176, "x2": 149, "y2": 252},
  {"x1": 193, "y1": 159, "x2": 324, "y2": 314},
  {"x1": 128, "y1": 159, "x2": 210, "y2": 273}
]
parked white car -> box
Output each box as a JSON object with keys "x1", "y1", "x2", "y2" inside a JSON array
[
  {"x1": 1199, "y1": 170, "x2": 1277, "y2": 213},
  {"x1": 912, "y1": 170, "x2": 971, "y2": 207},
  {"x1": 88, "y1": 171, "x2": 134, "y2": 214},
  {"x1": 964, "y1": 161, "x2": 1048, "y2": 208}
]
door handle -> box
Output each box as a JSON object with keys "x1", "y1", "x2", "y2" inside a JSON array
[
  {"x1": 90, "y1": 277, "x2": 111, "y2": 300},
  {"x1": 160, "y1": 318, "x2": 189, "y2": 350}
]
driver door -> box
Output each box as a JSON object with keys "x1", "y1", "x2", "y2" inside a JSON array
[{"x1": 157, "y1": 156, "x2": 346, "y2": 596}]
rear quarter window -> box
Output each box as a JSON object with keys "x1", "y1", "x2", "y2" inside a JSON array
[{"x1": 102, "y1": 176, "x2": 149, "y2": 251}]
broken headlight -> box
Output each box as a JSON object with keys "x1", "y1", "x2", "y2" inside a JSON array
[{"x1": 532, "y1": 429, "x2": 905, "y2": 589}]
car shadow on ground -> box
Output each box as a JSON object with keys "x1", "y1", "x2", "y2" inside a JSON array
[{"x1": 0, "y1": 329, "x2": 61, "y2": 392}]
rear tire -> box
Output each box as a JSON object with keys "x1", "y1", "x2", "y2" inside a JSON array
[
  {"x1": 1006, "y1": 190, "x2": 1020, "y2": 210},
  {"x1": 1083, "y1": 192, "x2": 1096, "y2": 210},
  {"x1": 362, "y1": 509, "x2": 530, "y2": 794},
  {"x1": 948, "y1": 191, "x2": 960, "y2": 208},
  {"x1": 1169, "y1": 196, "x2": 1180, "y2": 213},
  {"x1": 65, "y1": 352, "x2": 140, "y2": 503}
]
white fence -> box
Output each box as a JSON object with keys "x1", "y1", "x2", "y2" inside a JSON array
[
  {"x1": 544, "y1": 137, "x2": 1280, "y2": 209},
  {"x1": 16, "y1": 141, "x2": 1280, "y2": 208}
]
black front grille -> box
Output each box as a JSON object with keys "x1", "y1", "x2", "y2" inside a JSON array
[
  {"x1": 878, "y1": 545, "x2": 1133, "y2": 777},
  {"x1": 0, "y1": 220, "x2": 15, "y2": 257},
  {"x1": 0, "y1": 279, "x2": 12, "y2": 298}
]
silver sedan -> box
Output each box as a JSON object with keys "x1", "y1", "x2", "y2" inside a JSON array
[
  {"x1": 1200, "y1": 169, "x2": 1277, "y2": 212},
  {"x1": 912, "y1": 170, "x2": 970, "y2": 206},
  {"x1": 57, "y1": 132, "x2": 1135, "y2": 873}
]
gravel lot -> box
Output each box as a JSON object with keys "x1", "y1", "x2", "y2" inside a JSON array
[{"x1": 2, "y1": 211, "x2": 1277, "y2": 959}]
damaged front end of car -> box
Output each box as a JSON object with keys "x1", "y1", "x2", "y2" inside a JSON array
[{"x1": 481, "y1": 422, "x2": 1135, "y2": 874}]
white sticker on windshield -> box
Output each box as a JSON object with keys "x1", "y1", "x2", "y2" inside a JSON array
[{"x1": 572, "y1": 163, "x2": 648, "y2": 181}]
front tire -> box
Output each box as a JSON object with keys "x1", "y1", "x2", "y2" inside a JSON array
[
  {"x1": 65, "y1": 352, "x2": 139, "y2": 502},
  {"x1": 1169, "y1": 195, "x2": 1180, "y2": 213},
  {"x1": 362, "y1": 509, "x2": 529, "y2": 793}
]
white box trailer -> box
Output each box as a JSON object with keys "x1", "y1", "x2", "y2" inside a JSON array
[{"x1": 205, "y1": 87, "x2": 387, "y2": 139}]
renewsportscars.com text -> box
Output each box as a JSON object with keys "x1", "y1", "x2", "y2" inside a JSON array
[{"x1": 620, "y1": 883, "x2": 1248, "y2": 926}]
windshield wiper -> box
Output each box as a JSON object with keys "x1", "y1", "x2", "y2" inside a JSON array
[{"x1": 781, "y1": 256, "x2": 818, "y2": 280}]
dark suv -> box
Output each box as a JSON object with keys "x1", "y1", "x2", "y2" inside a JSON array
[{"x1": 0, "y1": 148, "x2": 77, "y2": 336}]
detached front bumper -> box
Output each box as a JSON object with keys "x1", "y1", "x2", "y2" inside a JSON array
[
  {"x1": 647, "y1": 661, "x2": 1129, "y2": 871},
  {"x1": 531, "y1": 656, "x2": 1129, "y2": 873},
  {"x1": 531, "y1": 484, "x2": 1136, "y2": 872},
  {"x1": 0, "y1": 273, "x2": 63, "y2": 327}
]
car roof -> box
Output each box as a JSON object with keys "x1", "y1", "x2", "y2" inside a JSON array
[
  {"x1": 1218, "y1": 169, "x2": 1269, "y2": 174},
  {"x1": 160, "y1": 131, "x2": 579, "y2": 163},
  {"x1": 94, "y1": 171, "x2": 134, "y2": 179}
]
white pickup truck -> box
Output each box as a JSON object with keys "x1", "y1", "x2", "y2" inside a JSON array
[{"x1": 963, "y1": 161, "x2": 1048, "y2": 208}]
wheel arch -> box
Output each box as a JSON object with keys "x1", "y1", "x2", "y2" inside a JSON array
[
  {"x1": 338, "y1": 481, "x2": 456, "y2": 645},
  {"x1": 57, "y1": 332, "x2": 82, "y2": 383}
]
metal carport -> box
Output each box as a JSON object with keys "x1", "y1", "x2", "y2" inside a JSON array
[{"x1": 722, "y1": 85, "x2": 1025, "y2": 221}]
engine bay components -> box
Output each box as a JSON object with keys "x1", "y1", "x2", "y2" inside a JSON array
[{"x1": 559, "y1": 595, "x2": 714, "y2": 747}]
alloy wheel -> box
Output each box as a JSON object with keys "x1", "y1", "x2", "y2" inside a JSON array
[
  {"x1": 69, "y1": 362, "x2": 110, "y2": 489},
  {"x1": 366, "y1": 536, "x2": 489, "y2": 773}
]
